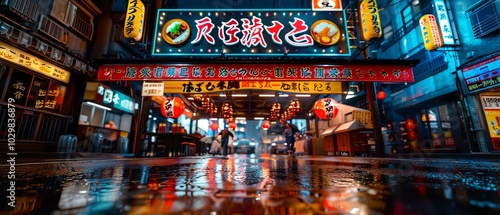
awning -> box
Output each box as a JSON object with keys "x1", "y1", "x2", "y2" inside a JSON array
[
  {"x1": 321, "y1": 125, "x2": 340, "y2": 137},
  {"x1": 334, "y1": 120, "x2": 365, "y2": 134}
]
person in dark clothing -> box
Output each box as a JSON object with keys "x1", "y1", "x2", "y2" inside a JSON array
[
  {"x1": 284, "y1": 123, "x2": 295, "y2": 156},
  {"x1": 218, "y1": 128, "x2": 234, "y2": 158}
]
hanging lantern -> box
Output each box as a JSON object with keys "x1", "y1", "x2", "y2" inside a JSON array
[
  {"x1": 161, "y1": 97, "x2": 185, "y2": 119},
  {"x1": 377, "y1": 91, "x2": 387, "y2": 100},
  {"x1": 405, "y1": 119, "x2": 416, "y2": 130},
  {"x1": 228, "y1": 121, "x2": 237, "y2": 130},
  {"x1": 314, "y1": 98, "x2": 339, "y2": 120},
  {"x1": 209, "y1": 122, "x2": 219, "y2": 131},
  {"x1": 262, "y1": 120, "x2": 270, "y2": 130},
  {"x1": 408, "y1": 130, "x2": 417, "y2": 141},
  {"x1": 289, "y1": 99, "x2": 301, "y2": 112}
]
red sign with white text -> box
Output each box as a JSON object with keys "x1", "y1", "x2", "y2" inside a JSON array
[{"x1": 97, "y1": 64, "x2": 414, "y2": 82}]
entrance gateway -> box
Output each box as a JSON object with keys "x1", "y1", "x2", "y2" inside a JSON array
[{"x1": 95, "y1": 6, "x2": 416, "y2": 156}]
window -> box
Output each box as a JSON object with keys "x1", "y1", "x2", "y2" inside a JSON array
[
  {"x1": 402, "y1": 6, "x2": 413, "y2": 30},
  {"x1": 51, "y1": 0, "x2": 93, "y2": 40},
  {"x1": 0, "y1": 63, "x2": 10, "y2": 100},
  {"x1": 468, "y1": 0, "x2": 500, "y2": 38}
]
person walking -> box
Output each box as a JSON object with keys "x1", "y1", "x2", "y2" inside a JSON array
[
  {"x1": 284, "y1": 123, "x2": 295, "y2": 156},
  {"x1": 219, "y1": 128, "x2": 234, "y2": 158}
]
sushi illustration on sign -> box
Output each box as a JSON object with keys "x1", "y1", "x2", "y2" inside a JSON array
[{"x1": 162, "y1": 19, "x2": 190, "y2": 45}]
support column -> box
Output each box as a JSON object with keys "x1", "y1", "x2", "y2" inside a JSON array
[
  {"x1": 134, "y1": 96, "x2": 151, "y2": 157},
  {"x1": 366, "y1": 82, "x2": 384, "y2": 157}
]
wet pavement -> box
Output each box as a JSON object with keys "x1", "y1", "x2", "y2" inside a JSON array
[{"x1": 1, "y1": 154, "x2": 500, "y2": 215}]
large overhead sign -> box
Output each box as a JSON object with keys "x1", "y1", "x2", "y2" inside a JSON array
[
  {"x1": 163, "y1": 80, "x2": 343, "y2": 94},
  {"x1": 152, "y1": 9, "x2": 350, "y2": 57},
  {"x1": 97, "y1": 63, "x2": 414, "y2": 82},
  {"x1": 462, "y1": 53, "x2": 500, "y2": 92}
]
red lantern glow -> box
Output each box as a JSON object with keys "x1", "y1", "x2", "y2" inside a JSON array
[
  {"x1": 209, "y1": 123, "x2": 219, "y2": 131},
  {"x1": 228, "y1": 122, "x2": 236, "y2": 130},
  {"x1": 161, "y1": 97, "x2": 185, "y2": 119},
  {"x1": 314, "y1": 98, "x2": 339, "y2": 120},
  {"x1": 405, "y1": 119, "x2": 416, "y2": 130},
  {"x1": 408, "y1": 130, "x2": 417, "y2": 141},
  {"x1": 377, "y1": 91, "x2": 387, "y2": 100},
  {"x1": 262, "y1": 120, "x2": 270, "y2": 130}
]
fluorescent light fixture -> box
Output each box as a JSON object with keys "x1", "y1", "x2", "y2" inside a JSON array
[
  {"x1": 153, "y1": 117, "x2": 157, "y2": 120},
  {"x1": 187, "y1": 97, "x2": 194, "y2": 100},
  {"x1": 232, "y1": 94, "x2": 248, "y2": 97},
  {"x1": 209, "y1": 118, "x2": 218, "y2": 121},
  {"x1": 295, "y1": 94, "x2": 311, "y2": 97},
  {"x1": 259, "y1": 94, "x2": 275, "y2": 97},
  {"x1": 254, "y1": 117, "x2": 265, "y2": 120},
  {"x1": 184, "y1": 108, "x2": 191, "y2": 112},
  {"x1": 279, "y1": 94, "x2": 289, "y2": 97},
  {"x1": 235, "y1": 117, "x2": 246, "y2": 120},
  {"x1": 346, "y1": 94, "x2": 355, "y2": 99},
  {"x1": 86, "y1": 101, "x2": 111, "y2": 111},
  {"x1": 219, "y1": 93, "x2": 226, "y2": 97}
]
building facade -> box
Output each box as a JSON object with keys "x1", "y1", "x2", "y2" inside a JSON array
[{"x1": 0, "y1": 0, "x2": 101, "y2": 152}]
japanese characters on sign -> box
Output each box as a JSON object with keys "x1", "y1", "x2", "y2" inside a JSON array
[
  {"x1": 419, "y1": 14, "x2": 443, "y2": 51},
  {"x1": 462, "y1": 53, "x2": 500, "y2": 92},
  {"x1": 480, "y1": 95, "x2": 500, "y2": 151},
  {"x1": 162, "y1": 80, "x2": 343, "y2": 94},
  {"x1": 142, "y1": 82, "x2": 164, "y2": 96},
  {"x1": 97, "y1": 84, "x2": 135, "y2": 113},
  {"x1": 311, "y1": 0, "x2": 343, "y2": 11},
  {"x1": 359, "y1": 0, "x2": 382, "y2": 41},
  {"x1": 97, "y1": 63, "x2": 414, "y2": 82},
  {"x1": 152, "y1": 9, "x2": 350, "y2": 57},
  {"x1": 433, "y1": 0, "x2": 455, "y2": 45},
  {"x1": 124, "y1": 0, "x2": 145, "y2": 41},
  {"x1": 44, "y1": 82, "x2": 66, "y2": 112},
  {"x1": 0, "y1": 41, "x2": 71, "y2": 83},
  {"x1": 26, "y1": 78, "x2": 50, "y2": 109},
  {"x1": 6, "y1": 70, "x2": 32, "y2": 105}
]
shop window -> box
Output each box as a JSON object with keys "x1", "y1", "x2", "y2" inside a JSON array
[
  {"x1": 104, "y1": 112, "x2": 121, "y2": 129},
  {"x1": 5, "y1": 69, "x2": 33, "y2": 106},
  {"x1": 0, "y1": 63, "x2": 10, "y2": 100},
  {"x1": 420, "y1": 104, "x2": 457, "y2": 148},
  {"x1": 51, "y1": 0, "x2": 94, "y2": 40},
  {"x1": 44, "y1": 81, "x2": 67, "y2": 113},
  {"x1": 26, "y1": 77, "x2": 50, "y2": 109}
]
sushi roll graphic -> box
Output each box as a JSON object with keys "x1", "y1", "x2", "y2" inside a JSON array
[{"x1": 162, "y1": 19, "x2": 190, "y2": 45}]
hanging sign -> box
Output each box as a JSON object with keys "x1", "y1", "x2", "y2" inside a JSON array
[
  {"x1": 163, "y1": 80, "x2": 342, "y2": 94},
  {"x1": 0, "y1": 41, "x2": 70, "y2": 83},
  {"x1": 142, "y1": 82, "x2": 164, "y2": 96},
  {"x1": 152, "y1": 9, "x2": 350, "y2": 57},
  {"x1": 311, "y1": 0, "x2": 343, "y2": 11},
  {"x1": 124, "y1": 0, "x2": 145, "y2": 41},
  {"x1": 462, "y1": 53, "x2": 500, "y2": 92},
  {"x1": 419, "y1": 14, "x2": 443, "y2": 50},
  {"x1": 359, "y1": 0, "x2": 382, "y2": 41},
  {"x1": 433, "y1": 0, "x2": 455, "y2": 45},
  {"x1": 97, "y1": 63, "x2": 414, "y2": 82},
  {"x1": 96, "y1": 84, "x2": 135, "y2": 113}
]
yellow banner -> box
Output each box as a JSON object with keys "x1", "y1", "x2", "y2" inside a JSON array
[
  {"x1": 163, "y1": 80, "x2": 343, "y2": 94},
  {"x1": 359, "y1": 0, "x2": 382, "y2": 41},
  {"x1": 124, "y1": 0, "x2": 145, "y2": 41}
]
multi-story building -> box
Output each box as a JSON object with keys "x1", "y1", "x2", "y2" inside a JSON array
[{"x1": 0, "y1": 0, "x2": 101, "y2": 152}]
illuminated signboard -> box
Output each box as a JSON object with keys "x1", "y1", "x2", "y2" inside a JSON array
[
  {"x1": 152, "y1": 9, "x2": 350, "y2": 57},
  {"x1": 434, "y1": 0, "x2": 455, "y2": 45},
  {"x1": 311, "y1": 0, "x2": 343, "y2": 11},
  {"x1": 0, "y1": 41, "x2": 70, "y2": 83},
  {"x1": 462, "y1": 53, "x2": 500, "y2": 92},
  {"x1": 359, "y1": 0, "x2": 382, "y2": 41},
  {"x1": 97, "y1": 63, "x2": 414, "y2": 82},
  {"x1": 480, "y1": 95, "x2": 500, "y2": 151},
  {"x1": 124, "y1": 0, "x2": 145, "y2": 41},
  {"x1": 163, "y1": 81, "x2": 343, "y2": 94},
  {"x1": 96, "y1": 84, "x2": 135, "y2": 113},
  {"x1": 419, "y1": 14, "x2": 443, "y2": 51}
]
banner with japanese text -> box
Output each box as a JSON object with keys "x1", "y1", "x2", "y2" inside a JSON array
[
  {"x1": 163, "y1": 80, "x2": 342, "y2": 94},
  {"x1": 152, "y1": 9, "x2": 350, "y2": 57},
  {"x1": 480, "y1": 95, "x2": 500, "y2": 151},
  {"x1": 97, "y1": 63, "x2": 413, "y2": 82}
]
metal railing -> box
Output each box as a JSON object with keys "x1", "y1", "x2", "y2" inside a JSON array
[
  {"x1": 0, "y1": 0, "x2": 38, "y2": 22},
  {"x1": 0, "y1": 103, "x2": 71, "y2": 143}
]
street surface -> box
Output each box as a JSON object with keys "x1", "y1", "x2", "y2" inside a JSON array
[{"x1": 1, "y1": 153, "x2": 499, "y2": 215}]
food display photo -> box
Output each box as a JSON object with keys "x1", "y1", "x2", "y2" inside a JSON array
[{"x1": 162, "y1": 19, "x2": 190, "y2": 45}]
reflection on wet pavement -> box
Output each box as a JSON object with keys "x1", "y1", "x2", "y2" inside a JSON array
[{"x1": 1, "y1": 155, "x2": 499, "y2": 215}]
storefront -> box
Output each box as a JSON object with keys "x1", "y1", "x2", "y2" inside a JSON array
[
  {"x1": 0, "y1": 41, "x2": 82, "y2": 152},
  {"x1": 77, "y1": 82, "x2": 136, "y2": 153},
  {"x1": 457, "y1": 51, "x2": 500, "y2": 152}
]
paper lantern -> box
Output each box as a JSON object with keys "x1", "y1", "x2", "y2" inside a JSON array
[
  {"x1": 314, "y1": 98, "x2": 339, "y2": 119},
  {"x1": 161, "y1": 97, "x2": 185, "y2": 119},
  {"x1": 377, "y1": 91, "x2": 387, "y2": 100},
  {"x1": 209, "y1": 123, "x2": 219, "y2": 131},
  {"x1": 405, "y1": 119, "x2": 416, "y2": 130},
  {"x1": 408, "y1": 130, "x2": 417, "y2": 141},
  {"x1": 228, "y1": 122, "x2": 236, "y2": 130},
  {"x1": 262, "y1": 120, "x2": 270, "y2": 130}
]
